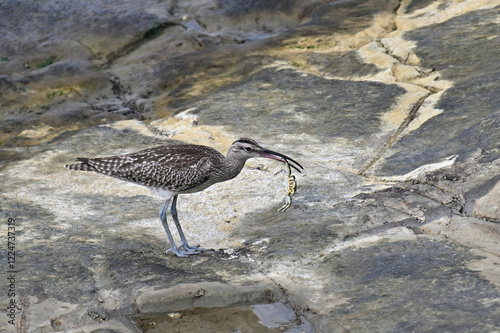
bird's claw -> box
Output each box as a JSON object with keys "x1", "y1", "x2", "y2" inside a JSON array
[
  {"x1": 180, "y1": 244, "x2": 211, "y2": 252},
  {"x1": 166, "y1": 244, "x2": 212, "y2": 257},
  {"x1": 166, "y1": 247, "x2": 201, "y2": 257}
]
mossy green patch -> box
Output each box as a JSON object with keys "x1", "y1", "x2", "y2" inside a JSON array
[{"x1": 35, "y1": 56, "x2": 57, "y2": 69}]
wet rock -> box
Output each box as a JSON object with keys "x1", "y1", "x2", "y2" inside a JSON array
[
  {"x1": 324, "y1": 238, "x2": 500, "y2": 332},
  {"x1": 370, "y1": 5, "x2": 500, "y2": 175},
  {"x1": 421, "y1": 216, "x2": 500, "y2": 287},
  {"x1": 473, "y1": 180, "x2": 500, "y2": 222},
  {"x1": 1, "y1": 0, "x2": 499, "y2": 332},
  {"x1": 136, "y1": 281, "x2": 280, "y2": 314},
  {"x1": 306, "y1": 51, "x2": 382, "y2": 77}
]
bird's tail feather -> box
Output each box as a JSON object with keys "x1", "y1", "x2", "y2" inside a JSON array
[{"x1": 64, "y1": 158, "x2": 96, "y2": 171}]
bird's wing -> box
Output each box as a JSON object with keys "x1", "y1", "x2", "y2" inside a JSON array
[
  {"x1": 80, "y1": 144, "x2": 222, "y2": 191},
  {"x1": 121, "y1": 145, "x2": 221, "y2": 169}
]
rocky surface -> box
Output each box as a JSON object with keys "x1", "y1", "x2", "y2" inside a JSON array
[{"x1": 1, "y1": 0, "x2": 499, "y2": 332}]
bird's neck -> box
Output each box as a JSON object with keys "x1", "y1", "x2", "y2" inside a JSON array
[{"x1": 216, "y1": 154, "x2": 247, "y2": 182}]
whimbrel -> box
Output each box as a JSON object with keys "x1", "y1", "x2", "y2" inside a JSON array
[{"x1": 65, "y1": 138, "x2": 303, "y2": 257}]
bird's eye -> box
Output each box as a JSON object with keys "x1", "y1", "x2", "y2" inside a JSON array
[{"x1": 244, "y1": 146, "x2": 253, "y2": 152}]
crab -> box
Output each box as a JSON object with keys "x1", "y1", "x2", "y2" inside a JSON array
[{"x1": 276, "y1": 160, "x2": 297, "y2": 212}]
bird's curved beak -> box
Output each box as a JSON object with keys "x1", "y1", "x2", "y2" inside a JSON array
[{"x1": 259, "y1": 148, "x2": 303, "y2": 173}]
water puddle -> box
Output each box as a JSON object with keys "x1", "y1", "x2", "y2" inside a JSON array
[{"x1": 135, "y1": 302, "x2": 313, "y2": 333}]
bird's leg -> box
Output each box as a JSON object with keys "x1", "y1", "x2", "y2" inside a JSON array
[
  {"x1": 160, "y1": 198, "x2": 193, "y2": 257},
  {"x1": 170, "y1": 195, "x2": 210, "y2": 252}
]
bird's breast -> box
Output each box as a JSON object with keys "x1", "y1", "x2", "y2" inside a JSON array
[{"x1": 151, "y1": 188, "x2": 178, "y2": 199}]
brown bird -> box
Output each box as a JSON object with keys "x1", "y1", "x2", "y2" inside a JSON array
[{"x1": 65, "y1": 138, "x2": 303, "y2": 257}]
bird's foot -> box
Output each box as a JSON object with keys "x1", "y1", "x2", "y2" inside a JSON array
[
  {"x1": 180, "y1": 243, "x2": 212, "y2": 252},
  {"x1": 166, "y1": 247, "x2": 201, "y2": 257}
]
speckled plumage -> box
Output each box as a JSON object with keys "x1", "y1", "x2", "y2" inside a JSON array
[
  {"x1": 64, "y1": 138, "x2": 303, "y2": 257},
  {"x1": 66, "y1": 144, "x2": 227, "y2": 194}
]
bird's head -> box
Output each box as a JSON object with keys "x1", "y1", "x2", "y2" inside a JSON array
[{"x1": 228, "y1": 138, "x2": 303, "y2": 173}]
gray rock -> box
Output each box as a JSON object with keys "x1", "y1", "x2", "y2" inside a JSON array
[
  {"x1": 372, "y1": 6, "x2": 500, "y2": 175},
  {"x1": 1, "y1": 0, "x2": 499, "y2": 332}
]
